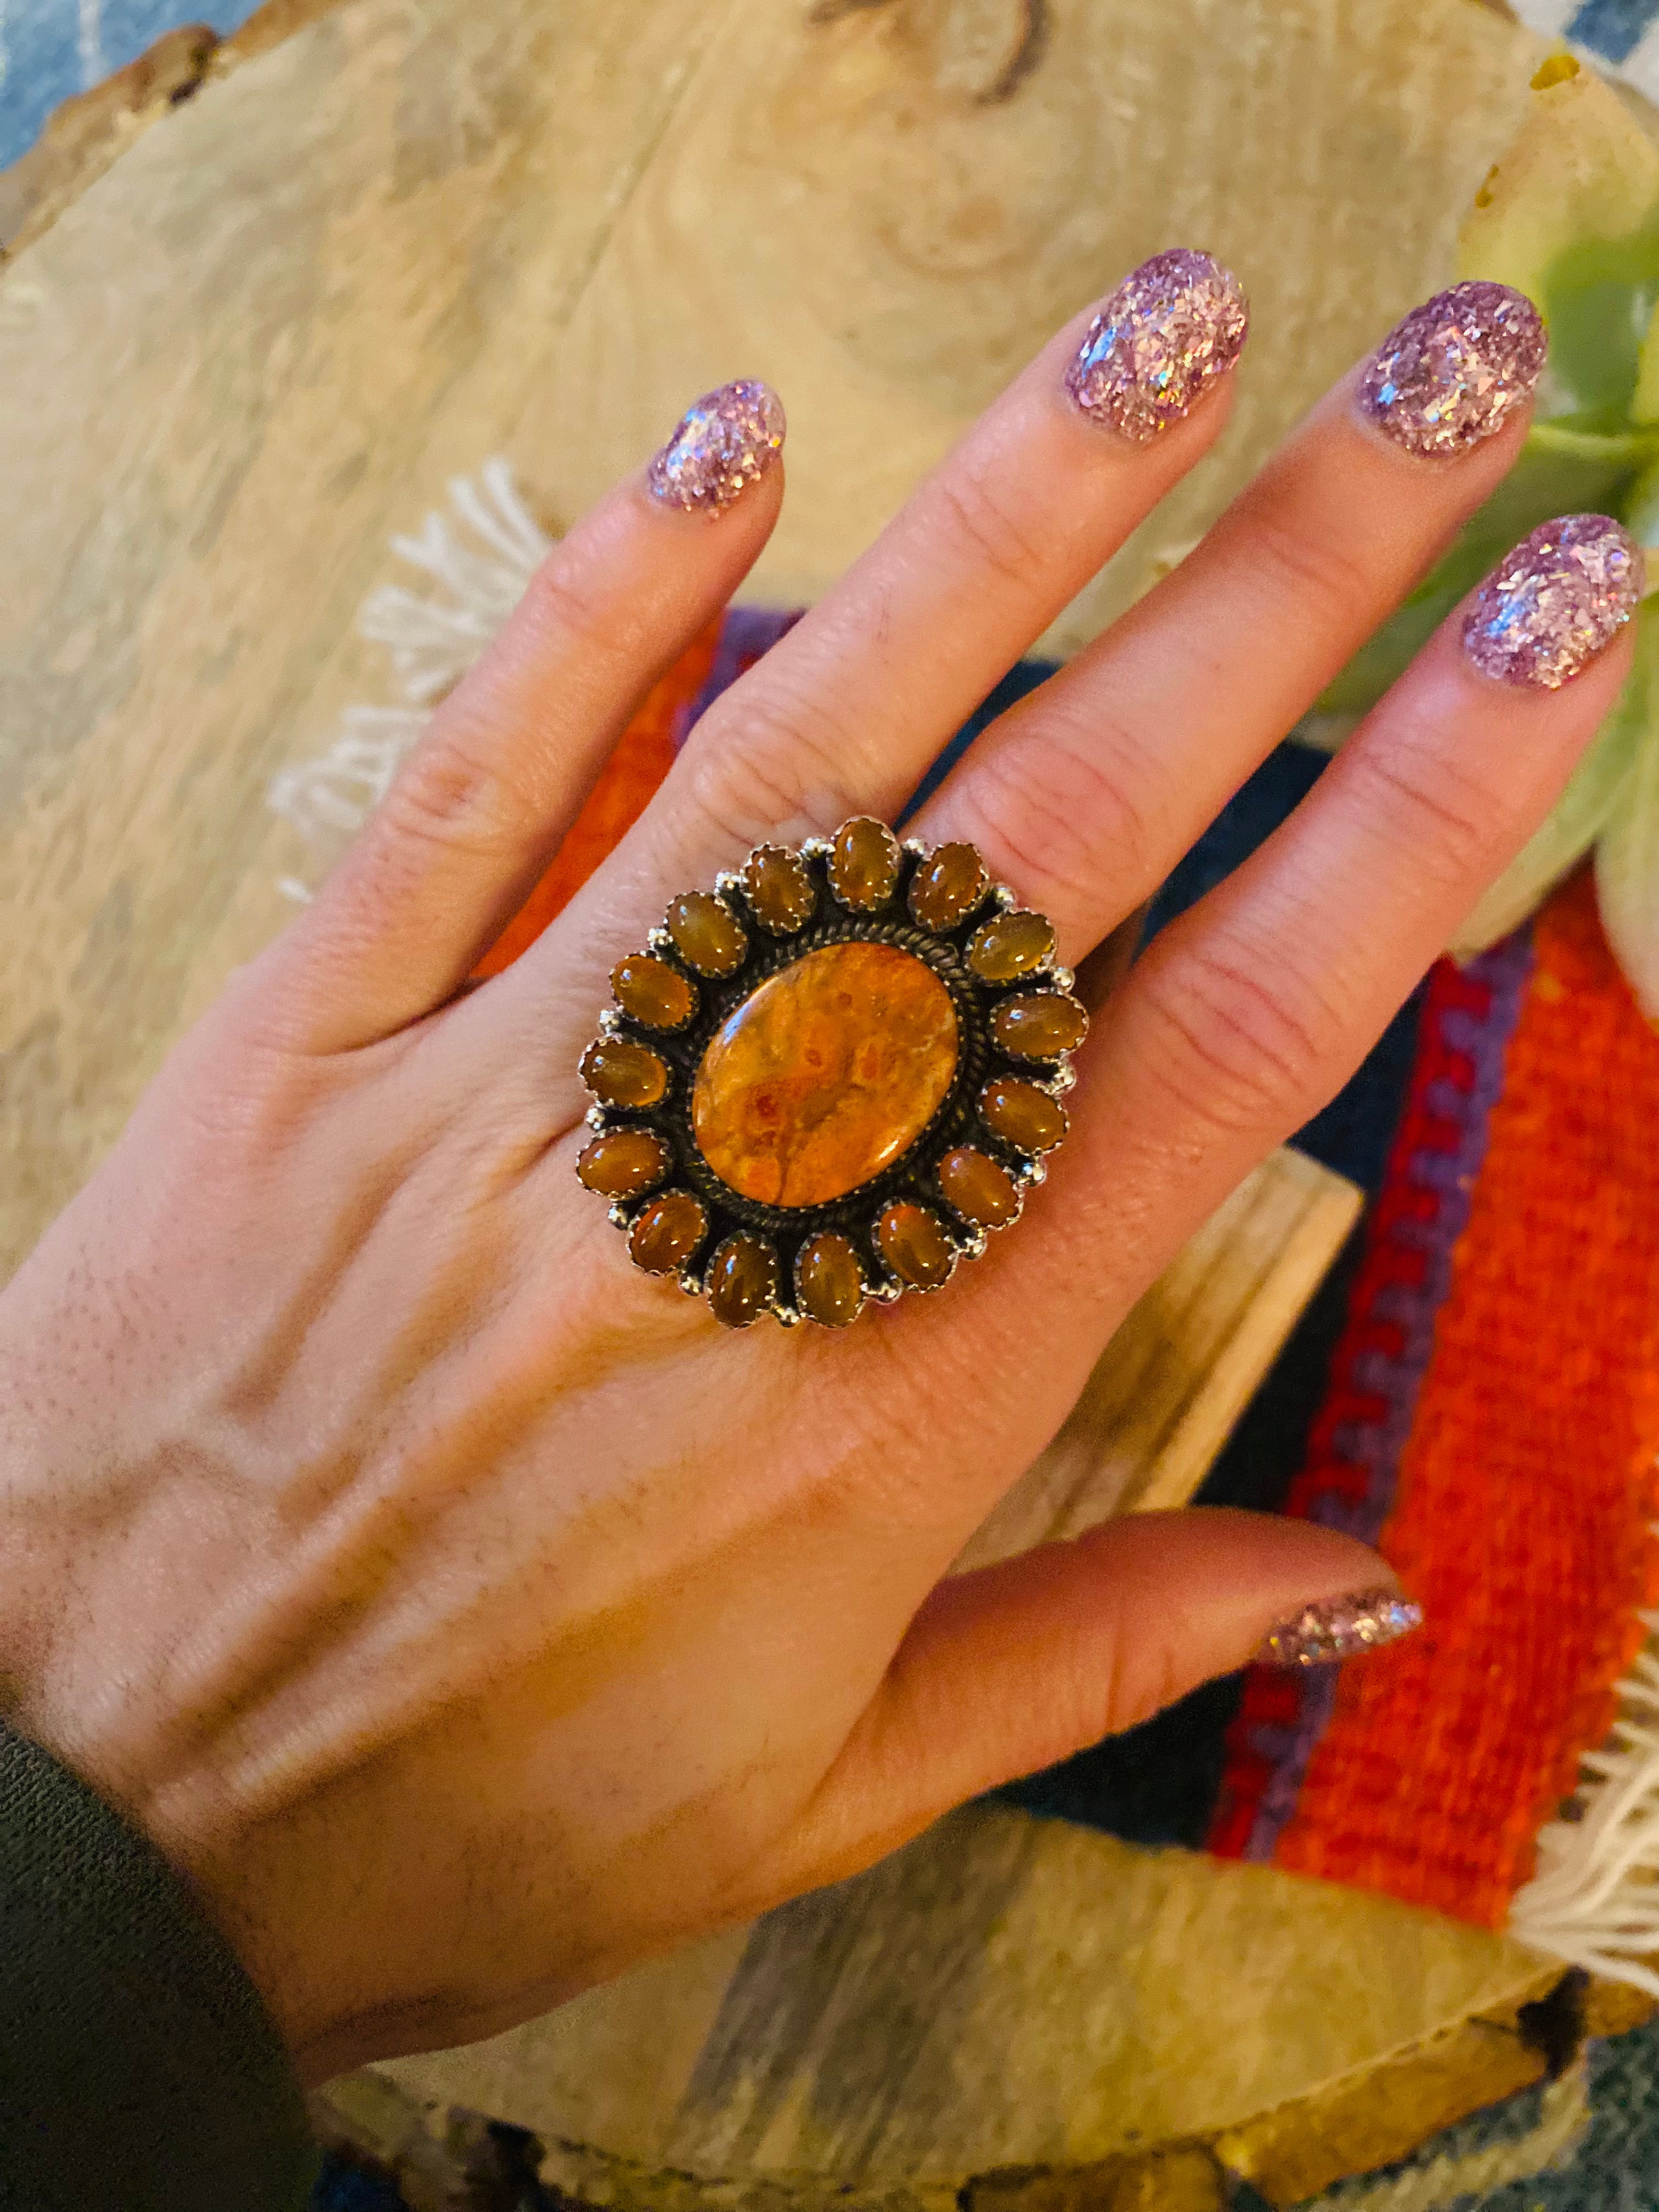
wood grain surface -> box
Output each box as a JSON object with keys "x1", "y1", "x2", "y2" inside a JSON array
[
  {"x1": 0, "y1": 0, "x2": 1546, "y2": 1273},
  {"x1": 369, "y1": 1804, "x2": 1566, "y2": 2210},
  {"x1": 1, "y1": 0, "x2": 1612, "y2": 2200},
  {"x1": 0, "y1": 0, "x2": 351, "y2": 268}
]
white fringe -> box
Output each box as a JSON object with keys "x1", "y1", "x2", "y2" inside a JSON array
[
  {"x1": 1510, "y1": 1607, "x2": 1659, "y2": 1998},
  {"x1": 267, "y1": 459, "x2": 553, "y2": 897}
]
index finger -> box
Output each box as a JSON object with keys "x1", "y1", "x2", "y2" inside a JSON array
[{"x1": 508, "y1": 251, "x2": 1249, "y2": 1003}]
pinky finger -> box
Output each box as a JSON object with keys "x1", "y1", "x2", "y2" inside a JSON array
[{"x1": 778, "y1": 1509, "x2": 1409, "y2": 1889}]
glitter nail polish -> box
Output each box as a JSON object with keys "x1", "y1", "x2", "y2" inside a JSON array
[
  {"x1": 1259, "y1": 1588, "x2": 1424, "y2": 1669},
  {"x1": 1064, "y1": 249, "x2": 1249, "y2": 444},
  {"x1": 1359, "y1": 280, "x2": 1545, "y2": 458},
  {"x1": 1462, "y1": 514, "x2": 1644, "y2": 689},
  {"x1": 648, "y1": 380, "x2": 786, "y2": 514}
]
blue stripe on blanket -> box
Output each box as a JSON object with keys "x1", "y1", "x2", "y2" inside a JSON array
[{"x1": 1570, "y1": 0, "x2": 1659, "y2": 63}]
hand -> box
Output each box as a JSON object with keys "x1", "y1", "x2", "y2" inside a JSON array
[{"x1": 0, "y1": 263, "x2": 1628, "y2": 2084}]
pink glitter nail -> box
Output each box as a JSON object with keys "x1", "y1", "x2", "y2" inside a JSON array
[
  {"x1": 648, "y1": 380, "x2": 786, "y2": 514},
  {"x1": 1360, "y1": 281, "x2": 1545, "y2": 459},
  {"x1": 1064, "y1": 249, "x2": 1249, "y2": 443},
  {"x1": 1463, "y1": 515, "x2": 1644, "y2": 690},
  {"x1": 1259, "y1": 1587, "x2": 1423, "y2": 1669}
]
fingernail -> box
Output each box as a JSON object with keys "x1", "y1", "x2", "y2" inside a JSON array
[
  {"x1": 647, "y1": 380, "x2": 786, "y2": 514},
  {"x1": 1064, "y1": 249, "x2": 1249, "y2": 443},
  {"x1": 1258, "y1": 1587, "x2": 1423, "y2": 1668},
  {"x1": 1463, "y1": 514, "x2": 1644, "y2": 689},
  {"x1": 1359, "y1": 280, "x2": 1545, "y2": 458}
]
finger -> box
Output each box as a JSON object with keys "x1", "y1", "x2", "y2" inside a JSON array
[
  {"x1": 493, "y1": 251, "x2": 1249, "y2": 1024},
  {"x1": 783, "y1": 1508, "x2": 1410, "y2": 1884},
  {"x1": 254, "y1": 383, "x2": 788, "y2": 1053},
  {"x1": 1042, "y1": 514, "x2": 1641, "y2": 1326},
  {"x1": 911, "y1": 282, "x2": 1550, "y2": 959}
]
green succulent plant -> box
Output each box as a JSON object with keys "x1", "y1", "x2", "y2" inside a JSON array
[{"x1": 1318, "y1": 55, "x2": 1659, "y2": 1012}]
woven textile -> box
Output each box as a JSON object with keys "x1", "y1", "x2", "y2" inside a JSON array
[
  {"x1": 461, "y1": 610, "x2": 1659, "y2": 2212},
  {"x1": 1211, "y1": 874, "x2": 1659, "y2": 1926},
  {"x1": 1210, "y1": 934, "x2": 1535, "y2": 1874}
]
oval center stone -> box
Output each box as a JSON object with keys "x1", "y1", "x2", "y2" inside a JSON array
[{"x1": 692, "y1": 942, "x2": 959, "y2": 1208}]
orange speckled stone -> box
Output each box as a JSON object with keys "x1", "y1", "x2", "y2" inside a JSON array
[
  {"x1": 611, "y1": 955, "x2": 696, "y2": 1030},
  {"x1": 993, "y1": 993, "x2": 1087, "y2": 1060},
  {"x1": 577, "y1": 1128, "x2": 669, "y2": 1198},
  {"x1": 692, "y1": 943, "x2": 958, "y2": 1206},
  {"x1": 877, "y1": 1201, "x2": 955, "y2": 1290},
  {"x1": 629, "y1": 1192, "x2": 708, "y2": 1274},
  {"x1": 909, "y1": 843, "x2": 989, "y2": 931},
  {"x1": 969, "y1": 909, "x2": 1054, "y2": 983},
  {"x1": 580, "y1": 1037, "x2": 669, "y2": 1108},
  {"x1": 667, "y1": 891, "x2": 748, "y2": 977},
  {"x1": 979, "y1": 1076, "x2": 1067, "y2": 1154},
  {"x1": 707, "y1": 1236, "x2": 780, "y2": 1329},
  {"x1": 827, "y1": 818, "x2": 900, "y2": 911},
  {"x1": 743, "y1": 845, "x2": 815, "y2": 933},
  {"x1": 795, "y1": 1233, "x2": 866, "y2": 1328},
  {"x1": 939, "y1": 1147, "x2": 1020, "y2": 1228}
]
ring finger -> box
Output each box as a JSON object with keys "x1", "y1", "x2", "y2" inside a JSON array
[
  {"x1": 956, "y1": 510, "x2": 1643, "y2": 1376},
  {"x1": 907, "y1": 280, "x2": 1550, "y2": 961},
  {"x1": 482, "y1": 249, "x2": 1252, "y2": 1049}
]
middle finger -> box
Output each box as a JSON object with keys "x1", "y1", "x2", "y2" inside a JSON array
[
  {"x1": 911, "y1": 281, "x2": 1548, "y2": 960},
  {"x1": 495, "y1": 248, "x2": 1251, "y2": 1035}
]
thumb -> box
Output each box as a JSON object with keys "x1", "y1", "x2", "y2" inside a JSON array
[{"x1": 787, "y1": 1508, "x2": 1417, "y2": 1886}]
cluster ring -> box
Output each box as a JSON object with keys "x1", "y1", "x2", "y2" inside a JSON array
[{"x1": 575, "y1": 819, "x2": 1088, "y2": 1330}]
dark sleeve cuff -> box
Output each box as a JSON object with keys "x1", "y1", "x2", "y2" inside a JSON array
[{"x1": 0, "y1": 1719, "x2": 319, "y2": 2212}]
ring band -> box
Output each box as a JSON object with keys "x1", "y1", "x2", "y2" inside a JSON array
[{"x1": 577, "y1": 819, "x2": 1087, "y2": 1330}]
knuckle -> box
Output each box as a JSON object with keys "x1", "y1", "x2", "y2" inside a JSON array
[
  {"x1": 1343, "y1": 740, "x2": 1497, "y2": 888},
  {"x1": 682, "y1": 679, "x2": 867, "y2": 851},
  {"x1": 955, "y1": 721, "x2": 1162, "y2": 924},
  {"x1": 1132, "y1": 929, "x2": 1339, "y2": 1139},
  {"x1": 927, "y1": 466, "x2": 1052, "y2": 592},
  {"x1": 1101, "y1": 1625, "x2": 1189, "y2": 1738},
  {"x1": 516, "y1": 546, "x2": 631, "y2": 667},
  {"x1": 1246, "y1": 507, "x2": 1375, "y2": 631},
  {"x1": 377, "y1": 726, "x2": 528, "y2": 867}
]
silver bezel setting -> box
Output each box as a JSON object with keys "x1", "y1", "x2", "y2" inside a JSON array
[{"x1": 576, "y1": 821, "x2": 1086, "y2": 1329}]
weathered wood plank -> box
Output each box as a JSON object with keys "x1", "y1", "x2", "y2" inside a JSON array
[
  {"x1": 3, "y1": 4, "x2": 1604, "y2": 2201},
  {"x1": 0, "y1": 0, "x2": 353, "y2": 266},
  {"x1": 0, "y1": 0, "x2": 731, "y2": 1271},
  {"x1": 0, "y1": 0, "x2": 1542, "y2": 1273},
  {"x1": 371, "y1": 1804, "x2": 1563, "y2": 2207}
]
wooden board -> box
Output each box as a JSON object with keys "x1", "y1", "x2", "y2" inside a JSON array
[
  {"x1": 0, "y1": 1, "x2": 349, "y2": 268},
  {"x1": 0, "y1": 0, "x2": 1547, "y2": 1273},
  {"x1": 363, "y1": 1805, "x2": 1570, "y2": 2212},
  {"x1": 1, "y1": 1, "x2": 1620, "y2": 2201}
]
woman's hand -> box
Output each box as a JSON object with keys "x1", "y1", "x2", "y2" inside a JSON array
[{"x1": 0, "y1": 261, "x2": 1630, "y2": 2083}]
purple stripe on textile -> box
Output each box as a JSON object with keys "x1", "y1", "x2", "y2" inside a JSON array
[
  {"x1": 1307, "y1": 928, "x2": 1534, "y2": 1550},
  {"x1": 1243, "y1": 1666, "x2": 1342, "y2": 1854},
  {"x1": 1236, "y1": 925, "x2": 1533, "y2": 1862},
  {"x1": 678, "y1": 606, "x2": 804, "y2": 746}
]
